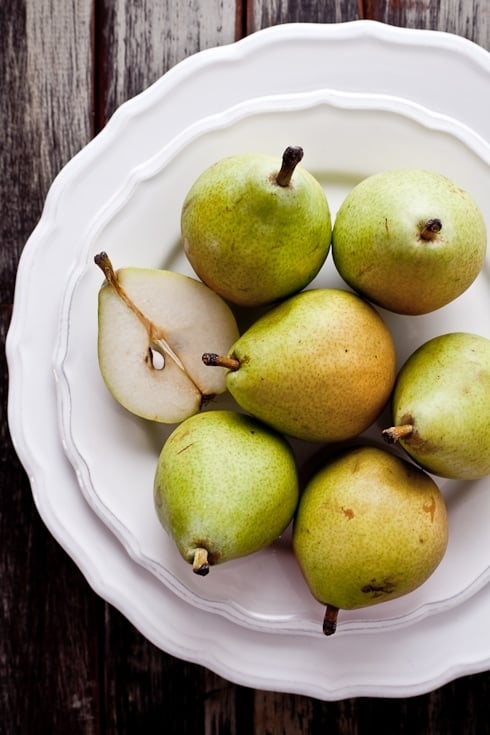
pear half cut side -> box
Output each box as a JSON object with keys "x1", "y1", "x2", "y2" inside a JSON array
[{"x1": 95, "y1": 252, "x2": 239, "y2": 423}]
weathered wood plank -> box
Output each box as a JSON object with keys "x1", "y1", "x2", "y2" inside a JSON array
[
  {"x1": 0, "y1": 0, "x2": 92, "y2": 288},
  {"x1": 96, "y1": 0, "x2": 238, "y2": 127},
  {"x1": 24, "y1": 0, "x2": 93, "y2": 197},
  {"x1": 0, "y1": 1, "x2": 102, "y2": 734},
  {"x1": 248, "y1": 0, "x2": 361, "y2": 32},
  {"x1": 362, "y1": 0, "x2": 490, "y2": 50},
  {"x1": 100, "y1": 607, "x2": 210, "y2": 735},
  {"x1": 249, "y1": 0, "x2": 490, "y2": 49},
  {"x1": 203, "y1": 671, "x2": 254, "y2": 735},
  {"x1": 0, "y1": 400, "x2": 102, "y2": 734},
  {"x1": 253, "y1": 689, "x2": 315, "y2": 734}
]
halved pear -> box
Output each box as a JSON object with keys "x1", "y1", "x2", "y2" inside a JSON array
[{"x1": 95, "y1": 252, "x2": 240, "y2": 423}]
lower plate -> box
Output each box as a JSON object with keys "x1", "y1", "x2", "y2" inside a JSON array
[{"x1": 7, "y1": 22, "x2": 490, "y2": 698}]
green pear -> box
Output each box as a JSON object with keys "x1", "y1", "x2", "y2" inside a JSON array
[
  {"x1": 292, "y1": 446, "x2": 448, "y2": 635},
  {"x1": 203, "y1": 288, "x2": 396, "y2": 443},
  {"x1": 332, "y1": 168, "x2": 487, "y2": 315},
  {"x1": 382, "y1": 332, "x2": 490, "y2": 480},
  {"x1": 153, "y1": 410, "x2": 299, "y2": 574},
  {"x1": 95, "y1": 252, "x2": 239, "y2": 423},
  {"x1": 181, "y1": 146, "x2": 332, "y2": 307}
]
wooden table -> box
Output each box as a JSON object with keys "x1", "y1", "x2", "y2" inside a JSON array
[{"x1": 2, "y1": 2, "x2": 489, "y2": 733}]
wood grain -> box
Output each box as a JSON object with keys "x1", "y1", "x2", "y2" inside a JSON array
[
  {"x1": 96, "y1": 0, "x2": 238, "y2": 127},
  {"x1": 248, "y1": 0, "x2": 361, "y2": 31},
  {"x1": 1, "y1": 0, "x2": 489, "y2": 733},
  {"x1": 362, "y1": 0, "x2": 490, "y2": 49},
  {"x1": 1, "y1": 2, "x2": 100, "y2": 734}
]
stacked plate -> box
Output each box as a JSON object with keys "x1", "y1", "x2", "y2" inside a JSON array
[{"x1": 7, "y1": 21, "x2": 490, "y2": 699}]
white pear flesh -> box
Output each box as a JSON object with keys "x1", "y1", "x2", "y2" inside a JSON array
[{"x1": 96, "y1": 260, "x2": 239, "y2": 423}]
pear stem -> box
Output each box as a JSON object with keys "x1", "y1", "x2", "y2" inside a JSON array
[
  {"x1": 94, "y1": 251, "x2": 187, "y2": 375},
  {"x1": 275, "y1": 146, "x2": 304, "y2": 187},
  {"x1": 192, "y1": 547, "x2": 210, "y2": 576},
  {"x1": 323, "y1": 604, "x2": 339, "y2": 636},
  {"x1": 420, "y1": 218, "x2": 442, "y2": 241},
  {"x1": 94, "y1": 251, "x2": 124, "y2": 294},
  {"x1": 382, "y1": 424, "x2": 414, "y2": 444},
  {"x1": 202, "y1": 353, "x2": 240, "y2": 371},
  {"x1": 95, "y1": 252, "x2": 154, "y2": 332}
]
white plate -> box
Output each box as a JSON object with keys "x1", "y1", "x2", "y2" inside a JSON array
[
  {"x1": 54, "y1": 87, "x2": 490, "y2": 635},
  {"x1": 7, "y1": 21, "x2": 490, "y2": 698}
]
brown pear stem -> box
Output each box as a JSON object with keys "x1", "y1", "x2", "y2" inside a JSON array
[
  {"x1": 420, "y1": 218, "x2": 442, "y2": 241},
  {"x1": 94, "y1": 252, "x2": 188, "y2": 376},
  {"x1": 95, "y1": 251, "x2": 125, "y2": 297},
  {"x1": 95, "y1": 251, "x2": 156, "y2": 334},
  {"x1": 202, "y1": 353, "x2": 240, "y2": 370},
  {"x1": 192, "y1": 547, "x2": 210, "y2": 576},
  {"x1": 275, "y1": 146, "x2": 304, "y2": 187},
  {"x1": 323, "y1": 604, "x2": 339, "y2": 636},
  {"x1": 382, "y1": 424, "x2": 414, "y2": 444}
]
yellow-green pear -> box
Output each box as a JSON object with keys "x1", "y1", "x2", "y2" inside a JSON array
[
  {"x1": 181, "y1": 146, "x2": 332, "y2": 307},
  {"x1": 153, "y1": 410, "x2": 299, "y2": 575},
  {"x1": 95, "y1": 252, "x2": 239, "y2": 423},
  {"x1": 292, "y1": 446, "x2": 448, "y2": 635},
  {"x1": 203, "y1": 288, "x2": 396, "y2": 443},
  {"x1": 382, "y1": 332, "x2": 490, "y2": 480},
  {"x1": 332, "y1": 168, "x2": 487, "y2": 315}
]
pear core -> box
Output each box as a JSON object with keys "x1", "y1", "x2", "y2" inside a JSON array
[{"x1": 95, "y1": 252, "x2": 239, "y2": 423}]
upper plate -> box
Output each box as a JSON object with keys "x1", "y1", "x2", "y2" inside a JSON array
[
  {"x1": 7, "y1": 22, "x2": 490, "y2": 698},
  {"x1": 54, "y1": 87, "x2": 490, "y2": 635}
]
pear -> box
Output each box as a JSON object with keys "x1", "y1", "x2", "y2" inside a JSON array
[
  {"x1": 94, "y1": 252, "x2": 239, "y2": 423},
  {"x1": 292, "y1": 446, "x2": 448, "y2": 635},
  {"x1": 153, "y1": 410, "x2": 299, "y2": 574},
  {"x1": 382, "y1": 332, "x2": 490, "y2": 480},
  {"x1": 181, "y1": 146, "x2": 332, "y2": 307},
  {"x1": 203, "y1": 288, "x2": 396, "y2": 443},
  {"x1": 331, "y1": 168, "x2": 487, "y2": 315}
]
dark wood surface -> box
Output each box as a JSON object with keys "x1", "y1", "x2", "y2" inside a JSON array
[{"x1": 1, "y1": 2, "x2": 489, "y2": 733}]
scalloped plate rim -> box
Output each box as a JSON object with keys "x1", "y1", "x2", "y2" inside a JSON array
[{"x1": 6, "y1": 21, "x2": 490, "y2": 699}]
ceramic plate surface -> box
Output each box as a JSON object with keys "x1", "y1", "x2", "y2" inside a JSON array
[
  {"x1": 54, "y1": 88, "x2": 490, "y2": 635},
  {"x1": 7, "y1": 22, "x2": 490, "y2": 698}
]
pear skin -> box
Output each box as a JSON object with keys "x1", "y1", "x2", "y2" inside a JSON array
[
  {"x1": 292, "y1": 446, "x2": 448, "y2": 635},
  {"x1": 382, "y1": 332, "x2": 490, "y2": 480},
  {"x1": 204, "y1": 288, "x2": 396, "y2": 443},
  {"x1": 154, "y1": 410, "x2": 299, "y2": 574},
  {"x1": 332, "y1": 168, "x2": 487, "y2": 315},
  {"x1": 181, "y1": 147, "x2": 332, "y2": 307}
]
